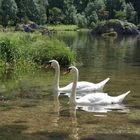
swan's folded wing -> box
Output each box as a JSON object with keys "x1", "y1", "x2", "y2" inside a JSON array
[
  {"x1": 59, "y1": 81, "x2": 95, "y2": 93},
  {"x1": 88, "y1": 93, "x2": 109, "y2": 103},
  {"x1": 77, "y1": 93, "x2": 108, "y2": 105}
]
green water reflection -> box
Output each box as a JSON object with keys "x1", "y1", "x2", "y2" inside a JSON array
[{"x1": 0, "y1": 32, "x2": 140, "y2": 140}]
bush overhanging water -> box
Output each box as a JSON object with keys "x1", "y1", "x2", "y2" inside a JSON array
[{"x1": 0, "y1": 32, "x2": 75, "y2": 70}]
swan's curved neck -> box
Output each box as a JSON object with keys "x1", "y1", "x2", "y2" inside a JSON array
[
  {"x1": 70, "y1": 69, "x2": 78, "y2": 105},
  {"x1": 53, "y1": 64, "x2": 60, "y2": 91}
]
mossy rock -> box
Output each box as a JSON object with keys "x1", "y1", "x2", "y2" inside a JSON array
[
  {"x1": 15, "y1": 23, "x2": 57, "y2": 36},
  {"x1": 92, "y1": 19, "x2": 140, "y2": 35}
]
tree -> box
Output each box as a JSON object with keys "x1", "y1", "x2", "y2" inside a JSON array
[
  {"x1": 49, "y1": 7, "x2": 64, "y2": 24},
  {"x1": 94, "y1": 0, "x2": 107, "y2": 20},
  {"x1": 76, "y1": 13, "x2": 87, "y2": 28},
  {"x1": 1, "y1": 0, "x2": 17, "y2": 27},
  {"x1": 15, "y1": 0, "x2": 26, "y2": 22},
  {"x1": 73, "y1": 0, "x2": 90, "y2": 13},
  {"x1": 48, "y1": 0, "x2": 64, "y2": 10},
  {"x1": 85, "y1": 2, "x2": 98, "y2": 27},
  {"x1": 15, "y1": 0, "x2": 47, "y2": 24},
  {"x1": 62, "y1": 0, "x2": 78, "y2": 24},
  {"x1": 125, "y1": 3, "x2": 137, "y2": 23},
  {"x1": 105, "y1": 0, "x2": 126, "y2": 19},
  {"x1": 36, "y1": 0, "x2": 48, "y2": 24},
  {"x1": 125, "y1": 0, "x2": 140, "y2": 22}
]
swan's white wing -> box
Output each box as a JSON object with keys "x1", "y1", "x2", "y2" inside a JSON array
[
  {"x1": 83, "y1": 91, "x2": 130, "y2": 105},
  {"x1": 77, "y1": 78, "x2": 110, "y2": 93},
  {"x1": 59, "y1": 81, "x2": 96, "y2": 93},
  {"x1": 76, "y1": 93, "x2": 109, "y2": 105},
  {"x1": 59, "y1": 78, "x2": 110, "y2": 93}
]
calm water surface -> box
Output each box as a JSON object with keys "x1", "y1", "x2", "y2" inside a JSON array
[{"x1": 0, "y1": 32, "x2": 140, "y2": 140}]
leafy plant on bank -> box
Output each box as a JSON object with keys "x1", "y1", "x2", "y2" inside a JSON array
[{"x1": 0, "y1": 32, "x2": 75, "y2": 70}]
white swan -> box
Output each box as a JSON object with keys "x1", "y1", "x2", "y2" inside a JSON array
[
  {"x1": 65, "y1": 66, "x2": 130, "y2": 105},
  {"x1": 47, "y1": 60, "x2": 110, "y2": 94}
]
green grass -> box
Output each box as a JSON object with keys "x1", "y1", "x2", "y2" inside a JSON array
[
  {"x1": 47, "y1": 24, "x2": 79, "y2": 31},
  {"x1": 47, "y1": 24, "x2": 90, "y2": 32}
]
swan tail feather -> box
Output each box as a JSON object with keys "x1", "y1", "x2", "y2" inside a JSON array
[
  {"x1": 98, "y1": 78, "x2": 110, "y2": 91},
  {"x1": 117, "y1": 91, "x2": 130, "y2": 103}
]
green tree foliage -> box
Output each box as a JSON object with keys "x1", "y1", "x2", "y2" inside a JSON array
[
  {"x1": 125, "y1": 0, "x2": 140, "y2": 22},
  {"x1": 76, "y1": 13, "x2": 87, "y2": 28},
  {"x1": 73, "y1": 0, "x2": 90, "y2": 13},
  {"x1": 25, "y1": 0, "x2": 47, "y2": 24},
  {"x1": 85, "y1": 1, "x2": 99, "y2": 27},
  {"x1": 49, "y1": 7, "x2": 64, "y2": 24},
  {"x1": 64, "y1": 4, "x2": 77, "y2": 24},
  {"x1": 0, "y1": 0, "x2": 139, "y2": 28},
  {"x1": 125, "y1": 3, "x2": 137, "y2": 23},
  {"x1": 105, "y1": 0, "x2": 126, "y2": 19},
  {"x1": 0, "y1": 0, "x2": 17, "y2": 27},
  {"x1": 14, "y1": 0, "x2": 47, "y2": 24},
  {"x1": 48, "y1": 0, "x2": 64, "y2": 10},
  {"x1": 115, "y1": 10, "x2": 126, "y2": 20},
  {"x1": 14, "y1": 0, "x2": 26, "y2": 22},
  {"x1": 93, "y1": 0, "x2": 107, "y2": 20}
]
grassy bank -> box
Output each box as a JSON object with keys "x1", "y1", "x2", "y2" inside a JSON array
[
  {"x1": 0, "y1": 32, "x2": 75, "y2": 70},
  {"x1": 47, "y1": 24, "x2": 78, "y2": 31},
  {"x1": 47, "y1": 24, "x2": 89, "y2": 31}
]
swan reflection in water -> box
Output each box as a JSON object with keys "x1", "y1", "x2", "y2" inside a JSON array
[
  {"x1": 53, "y1": 91, "x2": 79, "y2": 140},
  {"x1": 52, "y1": 92, "x2": 129, "y2": 140},
  {"x1": 76, "y1": 103, "x2": 129, "y2": 114},
  {"x1": 69, "y1": 105, "x2": 79, "y2": 140},
  {"x1": 52, "y1": 90, "x2": 60, "y2": 127}
]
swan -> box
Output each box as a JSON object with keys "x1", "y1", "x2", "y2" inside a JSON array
[
  {"x1": 47, "y1": 60, "x2": 110, "y2": 94},
  {"x1": 65, "y1": 66, "x2": 130, "y2": 105}
]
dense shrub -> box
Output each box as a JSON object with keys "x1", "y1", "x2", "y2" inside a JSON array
[{"x1": 0, "y1": 32, "x2": 75, "y2": 69}]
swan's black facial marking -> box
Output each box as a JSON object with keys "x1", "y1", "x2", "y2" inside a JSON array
[
  {"x1": 46, "y1": 61, "x2": 52, "y2": 68},
  {"x1": 49, "y1": 61, "x2": 52, "y2": 65},
  {"x1": 67, "y1": 67, "x2": 72, "y2": 71},
  {"x1": 67, "y1": 67, "x2": 72, "y2": 73},
  {"x1": 64, "y1": 67, "x2": 72, "y2": 75}
]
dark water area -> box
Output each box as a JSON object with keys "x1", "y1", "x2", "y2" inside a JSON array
[{"x1": 0, "y1": 32, "x2": 140, "y2": 140}]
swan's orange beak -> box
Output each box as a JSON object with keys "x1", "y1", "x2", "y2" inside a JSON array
[{"x1": 64, "y1": 70, "x2": 70, "y2": 75}]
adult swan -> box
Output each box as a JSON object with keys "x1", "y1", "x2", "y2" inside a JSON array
[
  {"x1": 47, "y1": 60, "x2": 110, "y2": 94},
  {"x1": 65, "y1": 66, "x2": 130, "y2": 105}
]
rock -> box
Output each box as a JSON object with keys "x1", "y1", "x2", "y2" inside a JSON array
[
  {"x1": 15, "y1": 22, "x2": 57, "y2": 36},
  {"x1": 41, "y1": 28, "x2": 57, "y2": 36},
  {"x1": 92, "y1": 19, "x2": 140, "y2": 35},
  {"x1": 28, "y1": 23, "x2": 40, "y2": 30},
  {"x1": 15, "y1": 22, "x2": 39, "y2": 32},
  {"x1": 23, "y1": 25, "x2": 35, "y2": 32},
  {"x1": 15, "y1": 24, "x2": 24, "y2": 31}
]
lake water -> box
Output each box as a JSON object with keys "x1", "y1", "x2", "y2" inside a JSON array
[{"x1": 0, "y1": 32, "x2": 140, "y2": 140}]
